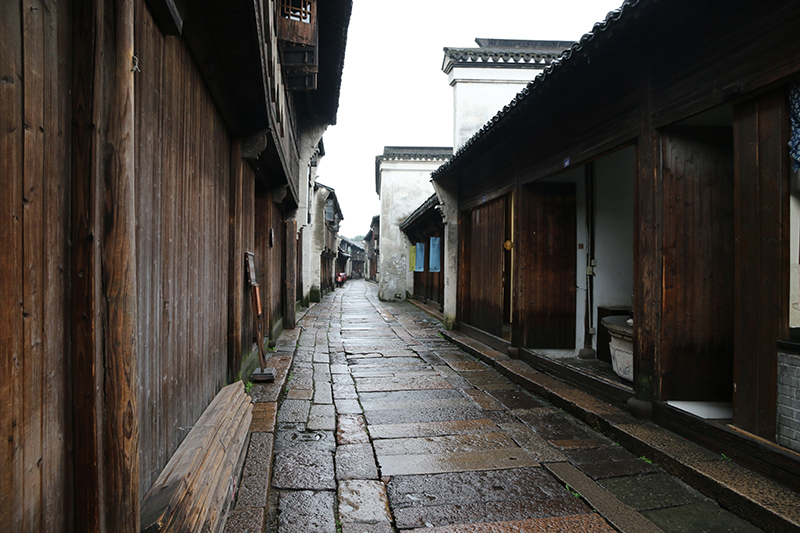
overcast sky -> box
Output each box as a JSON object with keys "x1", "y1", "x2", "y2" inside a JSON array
[{"x1": 317, "y1": 0, "x2": 625, "y2": 239}]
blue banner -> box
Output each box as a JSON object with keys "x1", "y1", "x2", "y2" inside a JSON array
[
  {"x1": 415, "y1": 242, "x2": 425, "y2": 272},
  {"x1": 429, "y1": 237, "x2": 441, "y2": 273}
]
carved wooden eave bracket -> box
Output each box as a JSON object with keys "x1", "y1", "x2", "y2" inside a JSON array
[{"x1": 241, "y1": 129, "x2": 272, "y2": 160}]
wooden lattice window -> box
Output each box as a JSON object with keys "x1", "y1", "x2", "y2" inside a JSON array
[
  {"x1": 277, "y1": 0, "x2": 316, "y2": 46},
  {"x1": 280, "y1": 0, "x2": 312, "y2": 23}
]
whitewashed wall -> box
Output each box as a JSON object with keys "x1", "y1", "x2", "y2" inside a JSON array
[
  {"x1": 377, "y1": 160, "x2": 444, "y2": 301},
  {"x1": 448, "y1": 67, "x2": 538, "y2": 150}
]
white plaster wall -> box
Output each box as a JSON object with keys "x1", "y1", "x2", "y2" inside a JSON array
[
  {"x1": 299, "y1": 168, "x2": 315, "y2": 302},
  {"x1": 593, "y1": 146, "x2": 635, "y2": 341},
  {"x1": 309, "y1": 187, "x2": 328, "y2": 294},
  {"x1": 377, "y1": 160, "x2": 443, "y2": 301},
  {"x1": 449, "y1": 67, "x2": 541, "y2": 150},
  {"x1": 295, "y1": 123, "x2": 328, "y2": 302},
  {"x1": 432, "y1": 181, "x2": 459, "y2": 328}
]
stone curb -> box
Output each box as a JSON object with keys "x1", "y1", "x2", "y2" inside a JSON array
[
  {"x1": 440, "y1": 329, "x2": 800, "y2": 533},
  {"x1": 223, "y1": 335, "x2": 297, "y2": 533}
]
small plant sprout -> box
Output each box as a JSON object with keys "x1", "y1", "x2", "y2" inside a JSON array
[{"x1": 565, "y1": 483, "x2": 581, "y2": 498}]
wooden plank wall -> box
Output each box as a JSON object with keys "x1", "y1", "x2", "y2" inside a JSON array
[
  {"x1": 134, "y1": 1, "x2": 233, "y2": 496},
  {"x1": 514, "y1": 183, "x2": 577, "y2": 349},
  {"x1": 1, "y1": 0, "x2": 74, "y2": 530},
  {"x1": 255, "y1": 187, "x2": 270, "y2": 342},
  {"x1": 467, "y1": 198, "x2": 506, "y2": 337},
  {"x1": 733, "y1": 89, "x2": 790, "y2": 438},
  {"x1": 659, "y1": 127, "x2": 735, "y2": 401},
  {"x1": 412, "y1": 234, "x2": 444, "y2": 305},
  {"x1": 457, "y1": 210, "x2": 472, "y2": 324},
  {"x1": 271, "y1": 199, "x2": 286, "y2": 327},
  {"x1": 242, "y1": 165, "x2": 256, "y2": 357},
  {"x1": 227, "y1": 149, "x2": 257, "y2": 381}
]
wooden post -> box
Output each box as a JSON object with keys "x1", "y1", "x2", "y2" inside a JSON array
[
  {"x1": 733, "y1": 88, "x2": 790, "y2": 438},
  {"x1": 634, "y1": 58, "x2": 660, "y2": 403},
  {"x1": 284, "y1": 219, "x2": 297, "y2": 329}
]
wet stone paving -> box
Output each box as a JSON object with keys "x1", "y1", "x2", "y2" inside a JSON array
[{"x1": 235, "y1": 280, "x2": 764, "y2": 533}]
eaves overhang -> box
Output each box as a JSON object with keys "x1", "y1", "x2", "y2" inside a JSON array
[
  {"x1": 432, "y1": 0, "x2": 643, "y2": 182},
  {"x1": 375, "y1": 146, "x2": 453, "y2": 195},
  {"x1": 400, "y1": 194, "x2": 440, "y2": 232}
]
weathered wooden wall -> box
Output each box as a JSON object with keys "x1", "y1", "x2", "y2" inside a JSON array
[
  {"x1": 134, "y1": 0, "x2": 234, "y2": 496},
  {"x1": 1, "y1": 0, "x2": 74, "y2": 529},
  {"x1": 255, "y1": 187, "x2": 271, "y2": 340},
  {"x1": 271, "y1": 198, "x2": 286, "y2": 326}
]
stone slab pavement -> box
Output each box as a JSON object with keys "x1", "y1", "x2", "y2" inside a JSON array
[{"x1": 223, "y1": 280, "x2": 796, "y2": 532}]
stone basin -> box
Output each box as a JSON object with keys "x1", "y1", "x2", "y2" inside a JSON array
[{"x1": 600, "y1": 315, "x2": 633, "y2": 381}]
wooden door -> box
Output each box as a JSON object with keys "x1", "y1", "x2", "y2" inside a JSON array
[
  {"x1": 468, "y1": 198, "x2": 506, "y2": 337},
  {"x1": 515, "y1": 183, "x2": 577, "y2": 348},
  {"x1": 660, "y1": 126, "x2": 734, "y2": 401}
]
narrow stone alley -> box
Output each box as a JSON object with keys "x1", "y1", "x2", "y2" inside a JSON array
[{"x1": 226, "y1": 280, "x2": 768, "y2": 533}]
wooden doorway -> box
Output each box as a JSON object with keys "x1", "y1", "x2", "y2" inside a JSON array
[
  {"x1": 659, "y1": 125, "x2": 735, "y2": 402},
  {"x1": 462, "y1": 196, "x2": 510, "y2": 338},
  {"x1": 514, "y1": 183, "x2": 577, "y2": 349}
]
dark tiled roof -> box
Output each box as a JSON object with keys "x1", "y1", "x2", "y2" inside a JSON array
[
  {"x1": 432, "y1": 0, "x2": 638, "y2": 180},
  {"x1": 442, "y1": 39, "x2": 574, "y2": 73},
  {"x1": 315, "y1": 181, "x2": 343, "y2": 218},
  {"x1": 377, "y1": 146, "x2": 453, "y2": 161},
  {"x1": 340, "y1": 236, "x2": 365, "y2": 250},
  {"x1": 376, "y1": 147, "x2": 453, "y2": 194},
  {"x1": 400, "y1": 194, "x2": 440, "y2": 232}
]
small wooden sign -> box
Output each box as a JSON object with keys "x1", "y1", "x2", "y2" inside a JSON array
[{"x1": 245, "y1": 252, "x2": 257, "y2": 287}]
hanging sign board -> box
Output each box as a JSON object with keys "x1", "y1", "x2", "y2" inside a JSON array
[
  {"x1": 415, "y1": 243, "x2": 425, "y2": 272},
  {"x1": 245, "y1": 252, "x2": 258, "y2": 287},
  {"x1": 429, "y1": 237, "x2": 441, "y2": 273}
]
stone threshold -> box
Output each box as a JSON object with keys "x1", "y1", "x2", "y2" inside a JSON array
[{"x1": 440, "y1": 329, "x2": 800, "y2": 533}]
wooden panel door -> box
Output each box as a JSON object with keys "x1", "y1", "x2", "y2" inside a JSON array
[
  {"x1": 515, "y1": 183, "x2": 577, "y2": 349},
  {"x1": 660, "y1": 126, "x2": 734, "y2": 401},
  {"x1": 468, "y1": 198, "x2": 506, "y2": 337}
]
